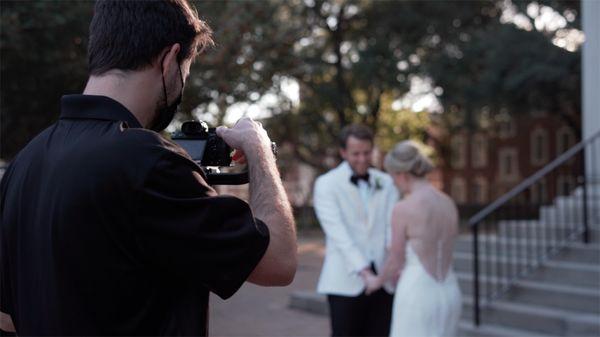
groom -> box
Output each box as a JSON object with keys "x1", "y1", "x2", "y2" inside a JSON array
[{"x1": 313, "y1": 124, "x2": 399, "y2": 337}]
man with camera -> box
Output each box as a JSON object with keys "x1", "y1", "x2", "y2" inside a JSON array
[{"x1": 0, "y1": 1, "x2": 296, "y2": 336}]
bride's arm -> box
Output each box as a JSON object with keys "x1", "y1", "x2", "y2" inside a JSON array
[{"x1": 378, "y1": 203, "x2": 409, "y2": 285}]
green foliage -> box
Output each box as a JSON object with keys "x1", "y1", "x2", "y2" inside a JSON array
[
  {"x1": 0, "y1": 0, "x2": 582, "y2": 164},
  {"x1": 1, "y1": 1, "x2": 93, "y2": 159},
  {"x1": 181, "y1": 0, "x2": 300, "y2": 124},
  {"x1": 375, "y1": 98, "x2": 432, "y2": 153}
]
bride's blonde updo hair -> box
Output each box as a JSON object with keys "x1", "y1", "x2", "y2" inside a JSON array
[{"x1": 384, "y1": 140, "x2": 434, "y2": 177}]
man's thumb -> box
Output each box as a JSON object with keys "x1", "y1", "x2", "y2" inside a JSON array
[{"x1": 216, "y1": 126, "x2": 228, "y2": 138}]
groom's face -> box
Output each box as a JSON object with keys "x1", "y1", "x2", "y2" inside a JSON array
[{"x1": 340, "y1": 136, "x2": 373, "y2": 176}]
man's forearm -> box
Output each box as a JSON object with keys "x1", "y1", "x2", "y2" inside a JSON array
[
  {"x1": 246, "y1": 144, "x2": 297, "y2": 284},
  {"x1": 247, "y1": 146, "x2": 291, "y2": 225}
]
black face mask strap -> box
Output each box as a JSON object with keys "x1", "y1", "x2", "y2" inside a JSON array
[
  {"x1": 177, "y1": 62, "x2": 184, "y2": 90},
  {"x1": 160, "y1": 54, "x2": 184, "y2": 108},
  {"x1": 160, "y1": 54, "x2": 169, "y2": 109}
]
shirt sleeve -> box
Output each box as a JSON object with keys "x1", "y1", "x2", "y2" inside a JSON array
[
  {"x1": 134, "y1": 149, "x2": 269, "y2": 299},
  {"x1": 0, "y1": 166, "x2": 14, "y2": 316}
]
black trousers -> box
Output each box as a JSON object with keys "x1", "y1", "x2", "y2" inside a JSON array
[{"x1": 327, "y1": 289, "x2": 394, "y2": 337}]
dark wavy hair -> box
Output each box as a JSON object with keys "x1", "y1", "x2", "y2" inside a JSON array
[{"x1": 88, "y1": 0, "x2": 214, "y2": 75}]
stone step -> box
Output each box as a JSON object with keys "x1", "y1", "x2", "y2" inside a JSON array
[
  {"x1": 289, "y1": 291, "x2": 600, "y2": 336},
  {"x1": 453, "y1": 252, "x2": 600, "y2": 288},
  {"x1": 454, "y1": 236, "x2": 600, "y2": 263},
  {"x1": 539, "y1": 205, "x2": 600, "y2": 226},
  {"x1": 527, "y1": 259, "x2": 600, "y2": 287},
  {"x1": 457, "y1": 320, "x2": 559, "y2": 337},
  {"x1": 554, "y1": 195, "x2": 600, "y2": 208},
  {"x1": 462, "y1": 297, "x2": 600, "y2": 336},
  {"x1": 573, "y1": 185, "x2": 600, "y2": 199},
  {"x1": 552, "y1": 242, "x2": 600, "y2": 263},
  {"x1": 496, "y1": 218, "x2": 599, "y2": 229},
  {"x1": 495, "y1": 222, "x2": 599, "y2": 241},
  {"x1": 456, "y1": 272, "x2": 600, "y2": 314}
]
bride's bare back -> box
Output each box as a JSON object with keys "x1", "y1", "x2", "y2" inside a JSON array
[{"x1": 397, "y1": 184, "x2": 459, "y2": 281}]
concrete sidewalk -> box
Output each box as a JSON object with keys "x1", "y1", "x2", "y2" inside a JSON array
[{"x1": 209, "y1": 232, "x2": 329, "y2": 337}]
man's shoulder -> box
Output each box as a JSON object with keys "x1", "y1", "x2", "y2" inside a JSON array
[
  {"x1": 315, "y1": 164, "x2": 345, "y2": 185},
  {"x1": 70, "y1": 126, "x2": 196, "y2": 186},
  {"x1": 110, "y1": 128, "x2": 190, "y2": 162},
  {"x1": 117, "y1": 127, "x2": 169, "y2": 149}
]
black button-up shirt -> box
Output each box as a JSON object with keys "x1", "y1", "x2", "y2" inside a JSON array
[{"x1": 0, "y1": 95, "x2": 269, "y2": 336}]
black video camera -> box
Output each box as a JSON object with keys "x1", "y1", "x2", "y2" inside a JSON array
[{"x1": 171, "y1": 120, "x2": 249, "y2": 185}]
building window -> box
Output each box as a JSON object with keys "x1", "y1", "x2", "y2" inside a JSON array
[
  {"x1": 471, "y1": 134, "x2": 488, "y2": 168},
  {"x1": 450, "y1": 135, "x2": 466, "y2": 169},
  {"x1": 497, "y1": 116, "x2": 516, "y2": 139},
  {"x1": 530, "y1": 178, "x2": 548, "y2": 204},
  {"x1": 472, "y1": 177, "x2": 488, "y2": 204},
  {"x1": 451, "y1": 177, "x2": 467, "y2": 204},
  {"x1": 530, "y1": 128, "x2": 549, "y2": 166},
  {"x1": 556, "y1": 127, "x2": 576, "y2": 155},
  {"x1": 557, "y1": 175, "x2": 576, "y2": 196},
  {"x1": 498, "y1": 148, "x2": 519, "y2": 181}
]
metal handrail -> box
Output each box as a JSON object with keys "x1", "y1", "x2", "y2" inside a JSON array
[
  {"x1": 468, "y1": 129, "x2": 600, "y2": 227},
  {"x1": 469, "y1": 128, "x2": 600, "y2": 327}
]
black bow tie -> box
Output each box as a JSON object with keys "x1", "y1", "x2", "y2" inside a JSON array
[{"x1": 350, "y1": 173, "x2": 370, "y2": 186}]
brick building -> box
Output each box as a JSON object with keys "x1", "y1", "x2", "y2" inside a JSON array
[{"x1": 441, "y1": 112, "x2": 579, "y2": 208}]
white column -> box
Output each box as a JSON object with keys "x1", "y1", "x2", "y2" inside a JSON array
[{"x1": 582, "y1": 0, "x2": 600, "y2": 185}]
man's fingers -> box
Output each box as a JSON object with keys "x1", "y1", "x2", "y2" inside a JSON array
[
  {"x1": 216, "y1": 126, "x2": 228, "y2": 138},
  {"x1": 216, "y1": 126, "x2": 238, "y2": 149},
  {"x1": 232, "y1": 150, "x2": 247, "y2": 164}
]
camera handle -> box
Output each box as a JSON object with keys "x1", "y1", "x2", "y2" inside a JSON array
[
  {"x1": 204, "y1": 168, "x2": 249, "y2": 185},
  {"x1": 203, "y1": 141, "x2": 276, "y2": 186}
]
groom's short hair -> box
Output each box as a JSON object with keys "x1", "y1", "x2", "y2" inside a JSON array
[{"x1": 339, "y1": 124, "x2": 374, "y2": 149}]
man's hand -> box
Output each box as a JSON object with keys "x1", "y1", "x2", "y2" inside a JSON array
[
  {"x1": 360, "y1": 269, "x2": 382, "y2": 295},
  {"x1": 364, "y1": 274, "x2": 383, "y2": 295},
  {"x1": 216, "y1": 117, "x2": 272, "y2": 161}
]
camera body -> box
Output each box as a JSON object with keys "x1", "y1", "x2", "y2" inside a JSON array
[
  {"x1": 171, "y1": 121, "x2": 232, "y2": 167},
  {"x1": 171, "y1": 121, "x2": 249, "y2": 185}
]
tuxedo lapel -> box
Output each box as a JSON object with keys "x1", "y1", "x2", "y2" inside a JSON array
[
  {"x1": 340, "y1": 176, "x2": 367, "y2": 224},
  {"x1": 366, "y1": 177, "x2": 379, "y2": 232},
  {"x1": 337, "y1": 162, "x2": 367, "y2": 225}
]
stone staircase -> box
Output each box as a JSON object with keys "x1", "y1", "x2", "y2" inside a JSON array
[{"x1": 289, "y1": 186, "x2": 600, "y2": 336}]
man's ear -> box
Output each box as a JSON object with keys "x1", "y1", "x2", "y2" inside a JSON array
[
  {"x1": 160, "y1": 43, "x2": 181, "y2": 76},
  {"x1": 339, "y1": 147, "x2": 347, "y2": 160}
]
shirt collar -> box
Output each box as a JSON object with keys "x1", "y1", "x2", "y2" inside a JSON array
[
  {"x1": 59, "y1": 94, "x2": 143, "y2": 128},
  {"x1": 340, "y1": 161, "x2": 375, "y2": 184}
]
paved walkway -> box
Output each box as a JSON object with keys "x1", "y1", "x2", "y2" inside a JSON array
[{"x1": 209, "y1": 232, "x2": 329, "y2": 337}]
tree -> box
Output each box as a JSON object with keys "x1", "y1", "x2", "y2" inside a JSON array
[
  {"x1": 423, "y1": 0, "x2": 581, "y2": 136},
  {"x1": 180, "y1": 0, "x2": 301, "y2": 125},
  {"x1": 1, "y1": 1, "x2": 93, "y2": 159},
  {"x1": 1, "y1": 0, "x2": 582, "y2": 165}
]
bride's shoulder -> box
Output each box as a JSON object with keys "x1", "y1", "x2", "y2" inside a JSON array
[{"x1": 392, "y1": 198, "x2": 420, "y2": 217}]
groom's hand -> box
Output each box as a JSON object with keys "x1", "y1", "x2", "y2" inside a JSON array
[
  {"x1": 364, "y1": 274, "x2": 382, "y2": 295},
  {"x1": 360, "y1": 269, "x2": 382, "y2": 295}
]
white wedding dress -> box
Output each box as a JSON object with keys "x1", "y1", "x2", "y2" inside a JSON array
[{"x1": 389, "y1": 240, "x2": 462, "y2": 337}]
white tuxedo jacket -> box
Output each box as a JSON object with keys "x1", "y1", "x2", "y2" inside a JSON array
[{"x1": 313, "y1": 161, "x2": 399, "y2": 296}]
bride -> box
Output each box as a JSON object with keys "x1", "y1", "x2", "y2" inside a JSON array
[{"x1": 365, "y1": 141, "x2": 462, "y2": 337}]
